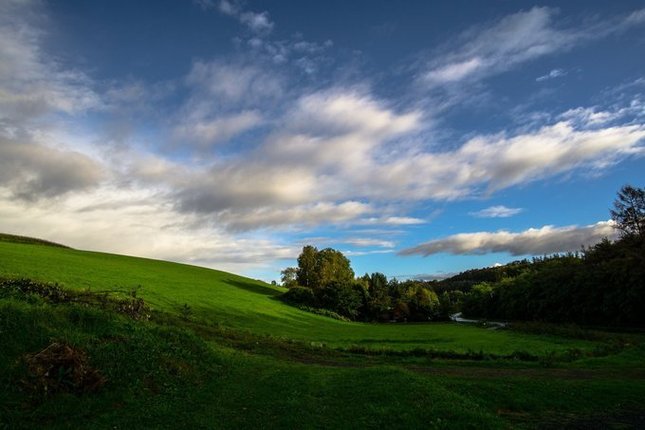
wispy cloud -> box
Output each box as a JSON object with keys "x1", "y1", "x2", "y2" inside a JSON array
[
  {"x1": 162, "y1": 89, "x2": 644, "y2": 231},
  {"x1": 470, "y1": 205, "x2": 523, "y2": 218},
  {"x1": 399, "y1": 221, "x2": 617, "y2": 257},
  {"x1": 342, "y1": 238, "x2": 396, "y2": 248},
  {"x1": 420, "y1": 6, "x2": 645, "y2": 89},
  {"x1": 536, "y1": 68, "x2": 567, "y2": 82},
  {"x1": 421, "y1": 7, "x2": 578, "y2": 87},
  {"x1": 173, "y1": 110, "x2": 263, "y2": 148},
  {"x1": 198, "y1": 0, "x2": 274, "y2": 34}
]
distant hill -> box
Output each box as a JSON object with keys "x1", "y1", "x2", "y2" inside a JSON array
[{"x1": 0, "y1": 232, "x2": 70, "y2": 248}]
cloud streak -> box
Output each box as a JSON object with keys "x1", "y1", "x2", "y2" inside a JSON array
[
  {"x1": 470, "y1": 206, "x2": 523, "y2": 218},
  {"x1": 399, "y1": 220, "x2": 617, "y2": 257},
  {"x1": 421, "y1": 6, "x2": 645, "y2": 88},
  {"x1": 536, "y1": 69, "x2": 567, "y2": 82}
]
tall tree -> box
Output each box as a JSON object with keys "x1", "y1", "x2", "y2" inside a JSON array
[
  {"x1": 296, "y1": 245, "x2": 318, "y2": 288},
  {"x1": 611, "y1": 185, "x2": 645, "y2": 240},
  {"x1": 280, "y1": 267, "x2": 298, "y2": 288},
  {"x1": 315, "y1": 248, "x2": 355, "y2": 288}
]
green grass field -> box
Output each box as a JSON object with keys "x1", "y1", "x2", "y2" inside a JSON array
[
  {"x1": 1, "y1": 238, "x2": 644, "y2": 429},
  {"x1": 0, "y1": 241, "x2": 601, "y2": 354}
]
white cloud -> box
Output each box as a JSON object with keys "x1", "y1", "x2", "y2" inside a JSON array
[
  {"x1": 399, "y1": 220, "x2": 617, "y2": 257},
  {"x1": 216, "y1": 0, "x2": 274, "y2": 34},
  {"x1": 343, "y1": 249, "x2": 394, "y2": 256},
  {"x1": 164, "y1": 89, "x2": 644, "y2": 231},
  {"x1": 421, "y1": 6, "x2": 645, "y2": 89},
  {"x1": 0, "y1": 1, "x2": 100, "y2": 123},
  {"x1": 424, "y1": 57, "x2": 483, "y2": 84},
  {"x1": 342, "y1": 238, "x2": 396, "y2": 248},
  {"x1": 536, "y1": 68, "x2": 566, "y2": 82},
  {"x1": 215, "y1": 201, "x2": 374, "y2": 232},
  {"x1": 173, "y1": 110, "x2": 263, "y2": 147},
  {"x1": 171, "y1": 89, "x2": 423, "y2": 219},
  {"x1": 470, "y1": 205, "x2": 523, "y2": 218},
  {"x1": 624, "y1": 8, "x2": 645, "y2": 26},
  {"x1": 421, "y1": 7, "x2": 577, "y2": 88},
  {"x1": 0, "y1": 136, "x2": 105, "y2": 200},
  {"x1": 186, "y1": 60, "x2": 283, "y2": 104},
  {"x1": 0, "y1": 186, "x2": 297, "y2": 273},
  {"x1": 360, "y1": 216, "x2": 426, "y2": 226},
  {"x1": 2, "y1": 0, "x2": 644, "y2": 279},
  {"x1": 0, "y1": 0, "x2": 105, "y2": 201}
]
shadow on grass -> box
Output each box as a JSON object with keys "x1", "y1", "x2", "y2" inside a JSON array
[{"x1": 224, "y1": 279, "x2": 282, "y2": 297}]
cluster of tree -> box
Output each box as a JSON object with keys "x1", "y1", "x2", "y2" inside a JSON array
[
  {"x1": 460, "y1": 185, "x2": 645, "y2": 326},
  {"x1": 280, "y1": 185, "x2": 644, "y2": 326},
  {"x1": 428, "y1": 259, "x2": 537, "y2": 295},
  {"x1": 281, "y1": 246, "x2": 458, "y2": 322}
]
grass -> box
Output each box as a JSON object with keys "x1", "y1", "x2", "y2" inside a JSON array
[
  {"x1": 1, "y1": 237, "x2": 644, "y2": 429},
  {"x1": 0, "y1": 241, "x2": 602, "y2": 355}
]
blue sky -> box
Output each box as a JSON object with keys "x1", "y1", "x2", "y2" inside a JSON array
[{"x1": 1, "y1": 0, "x2": 644, "y2": 282}]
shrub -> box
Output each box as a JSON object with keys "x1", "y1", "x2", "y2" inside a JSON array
[{"x1": 281, "y1": 286, "x2": 317, "y2": 307}]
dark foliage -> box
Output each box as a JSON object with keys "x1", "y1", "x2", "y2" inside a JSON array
[
  {"x1": 611, "y1": 184, "x2": 645, "y2": 240},
  {"x1": 281, "y1": 286, "x2": 318, "y2": 307},
  {"x1": 461, "y1": 238, "x2": 645, "y2": 326},
  {"x1": 318, "y1": 281, "x2": 364, "y2": 319},
  {"x1": 0, "y1": 278, "x2": 151, "y2": 320}
]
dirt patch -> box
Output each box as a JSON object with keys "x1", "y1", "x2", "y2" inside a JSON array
[{"x1": 23, "y1": 342, "x2": 106, "y2": 396}]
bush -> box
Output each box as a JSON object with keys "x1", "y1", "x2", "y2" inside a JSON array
[
  {"x1": 294, "y1": 305, "x2": 350, "y2": 322},
  {"x1": 281, "y1": 286, "x2": 317, "y2": 307},
  {"x1": 318, "y1": 282, "x2": 364, "y2": 319}
]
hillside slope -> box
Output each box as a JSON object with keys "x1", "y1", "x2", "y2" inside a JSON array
[
  {"x1": 0, "y1": 239, "x2": 597, "y2": 354},
  {"x1": 2, "y1": 236, "x2": 645, "y2": 429}
]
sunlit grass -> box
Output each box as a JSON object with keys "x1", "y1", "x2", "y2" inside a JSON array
[{"x1": 0, "y1": 241, "x2": 599, "y2": 355}]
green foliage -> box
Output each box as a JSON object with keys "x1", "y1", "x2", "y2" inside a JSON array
[
  {"x1": 364, "y1": 272, "x2": 392, "y2": 321},
  {"x1": 280, "y1": 266, "x2": 298, "y2": 288},
  {"x1": 438, "y1": 290, "x2": 464, "y2": 320},
  {"x1": 294, "y1": 246, "x2": 355, "y2": 290},
  {"x1": 281, "y1": 286, "x2": 318, "y2": 307},
  {"x1": 292, "y1": 305, "x2": 351, "y2": 322},
  {"x1": 461, "y1": 238, "x2": 645, "y2": 325},
  {"x1": 318, "y1": 281, "x2": 364, "y2": 319},
  {"x1": 296, "y1": 245, "x2": 318, "y2": 288},
  {"x1": 611, "y1": 184, "x2": 645, "y2": 239}
]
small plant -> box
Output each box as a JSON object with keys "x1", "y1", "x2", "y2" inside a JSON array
[{"x1": 180, "y1": 303, "x2": 193, "y2": 321}]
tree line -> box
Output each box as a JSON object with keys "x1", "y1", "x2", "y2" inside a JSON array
[
  {"x1": 280, "y1": 246, "x2": 460, "y2": 322},
  {"x1": 280, "y1": 185, "x2": 645, "y2": 326},
  {"x1": 458, "y1": 185, "x2": 645, "y2": 326}
]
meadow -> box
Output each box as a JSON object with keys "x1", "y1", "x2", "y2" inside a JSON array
[{"x1": 1, "y1": 237, "x2": 644, "y2": 429}]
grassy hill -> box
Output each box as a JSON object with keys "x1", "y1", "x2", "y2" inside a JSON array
[
  {"x1": 1, "y1": 236, "x2": 645, "y2": 429},
  {"x1": 0, "y1": 240, "x2": 599, "y2": 354}
]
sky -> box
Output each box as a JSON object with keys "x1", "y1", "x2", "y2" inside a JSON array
[{"x1": 1, "y1": 0, "x2": 644, "y2": 282}]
